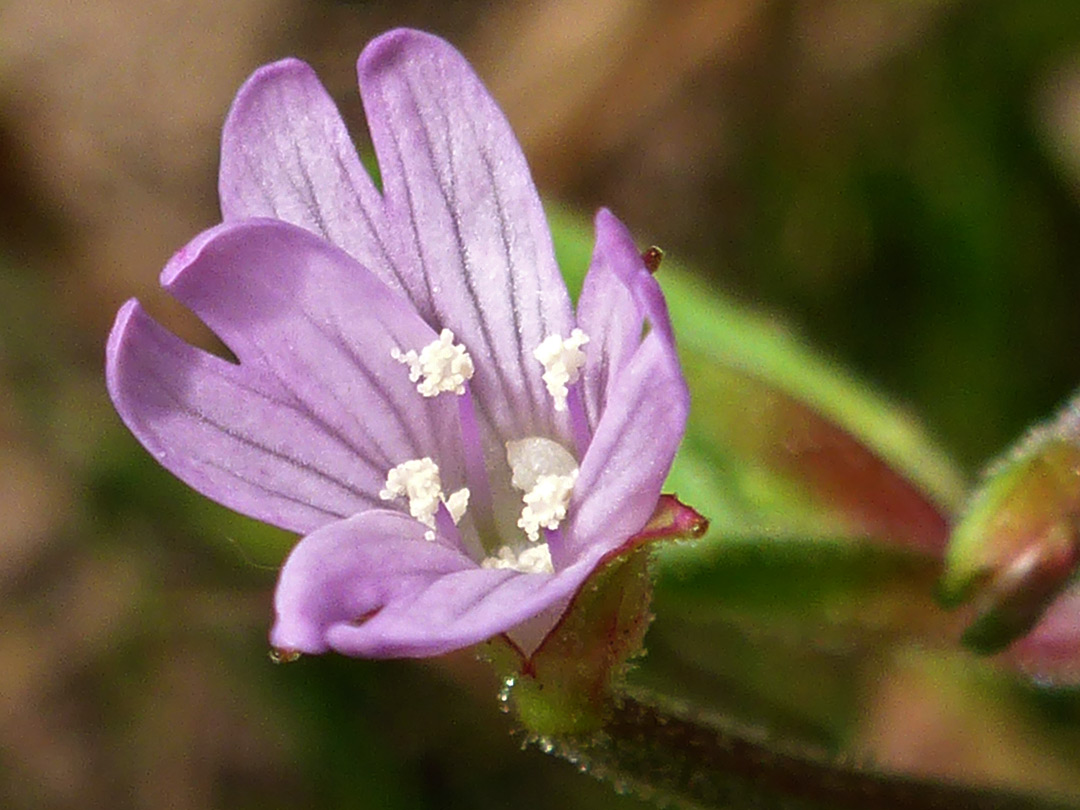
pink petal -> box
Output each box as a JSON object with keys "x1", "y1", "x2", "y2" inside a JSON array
[
  {"x1": 218, "y1": 58, "x2": 407, "y2": 296},
  {"x1": 567, "y1": 333, "x2": 689, "y2": 559},
  {"x1": 107, "y1": 220, "x2": 464, "y2": 534},
  {"x1": 576, "y1": 208, "x2": 664, "y2": 428},
  {"x1": 358, "y1": 29, "x2": 574, "y2": 440},
  {"x1": 271, "y1": 509, "x2": 618, "y2": 658}
]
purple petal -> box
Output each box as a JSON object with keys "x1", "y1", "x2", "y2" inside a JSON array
[
  {"x1": 271, "y1": 509, "x2": 618, "y2": 657},
  {"x1": 218, "y1": 59, "x2": 407, "y2": 295},
  {"x1": 106, "y1": 220, "x2": 464, "y2": 534},
  {"x1": 358, "y1": 29, "x2": 574, "y2": 440},
  {"x1": 566, "y1": 333, "x2": 689, "y2": 559},
  {"x1": 576, "y1": 208, "x2": 666, "y2": 428}
]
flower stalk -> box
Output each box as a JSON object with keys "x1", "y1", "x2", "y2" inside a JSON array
[{"x1": 547, "y1": 691, "x2": 1075, "y2": 810}]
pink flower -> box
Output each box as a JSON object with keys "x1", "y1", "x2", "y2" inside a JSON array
[{"x1": 106, "y1": 29, "x2": 687, "y2": 658}]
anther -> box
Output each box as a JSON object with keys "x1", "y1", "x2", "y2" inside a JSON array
[
  {"x1": 517, "y1": 470, "x2": 578, "y2": 542},
  {"x1": 392, "y1": 328, "x2": 474, "y2": 397},
  {"x1": 481, "y1": 543, "x2": 555, "y2": 574},
  {"x1": 534, "y1": 329, "x2": 589, "y2": 412},
  {"x1": 506, "y1": 437, "x2": 579, "y2": 543},
  {"x1": 379, "y1": 457, "x2": 469, "y2": 541}
]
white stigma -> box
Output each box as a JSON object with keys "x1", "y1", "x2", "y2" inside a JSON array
[
  {"x1": 379, "y1": 457, "x2": 469, "y2": 541},
  {"x1": 534, "y1": 328, "x2": 589, "y2": 411},
  {"x1": 392, "y1": 328, "x2": 475, "y2": 397},
  {"x1": 443, "y1": 487, "x2": 470, "y2": 525},
  {"x1": 481, "y1": 544, "x2": 555, "y2": 574},
  {"x1": 506, "y1": 437, "x2": 579, "y2": 543}
]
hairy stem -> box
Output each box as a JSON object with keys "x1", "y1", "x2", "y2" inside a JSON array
[{"x1": 547, "y1": 693, "x2": 1075, "y2": 810}]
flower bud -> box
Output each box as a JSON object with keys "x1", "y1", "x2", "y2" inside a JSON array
[{"x1": 943, "y1": 435, "x2": 1080, "y2": 654}]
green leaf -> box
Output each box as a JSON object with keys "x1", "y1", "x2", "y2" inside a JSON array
[
  {"x1": 547, "y1": 205, "x2": 973, "y2": 737},
  {"x1": 636, "y1": 535, "x2": 965, "y2": 746},
  {"x1": 547, "y1": 203, "x2": 966, "y2": 550}
]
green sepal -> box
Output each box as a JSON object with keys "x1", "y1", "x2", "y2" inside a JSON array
[{"x1": 481, "y1": 496, "x2": 707, "y2": 737}]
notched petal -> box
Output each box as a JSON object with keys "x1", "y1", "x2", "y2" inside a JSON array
[
  {"x1": 219, "y1": 57, "x2": 404, "y2": 293},
  {"x1": 106, "y1": 300, "x2": 375, "y2": 533},
  {"x1": 358, "y1": 28, "x2": 574, "y2": 438},
  {"x1": 109, "y1": 220, "x2": 469, "y2": 533},
  {"x1": 592, "y1": 208, "x2": 675, "y2": 344}
]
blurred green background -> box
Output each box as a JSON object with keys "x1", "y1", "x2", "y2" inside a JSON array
[{"x1": 5, "y1": 0, "x2": 1080, "y2": 807}]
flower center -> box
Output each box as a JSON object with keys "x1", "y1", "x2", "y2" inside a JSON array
[
  {"x1": 472, "y1": 436, "x2": 577, "y2": 574},
  {"x1": 389, "y1": 332, "x2": 588, "y2": 571}
]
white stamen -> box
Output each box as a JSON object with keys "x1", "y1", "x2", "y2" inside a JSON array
[
  {"x1": 534, "y1": 328, "x2": 589, "y2": 411},
  {"x1": 506, "y1": 437, "x2": 579, "y2": 543},
  {"x1": 481, "y1": 543, "x2": 555, "y2": 574},
  {"x1": 392, "y1": 328, "x2": 474, "y2": 397},
  {"x1": 379, "y1": 457, "x2": 469, "y2": 541},
  {"x1": 517, "y1": 471, "x2": 578, "y2": 542}
]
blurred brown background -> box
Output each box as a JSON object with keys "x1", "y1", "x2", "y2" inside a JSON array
[{"x1": 5, "y1": 0, "x2": 1080, "y2": 808}]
